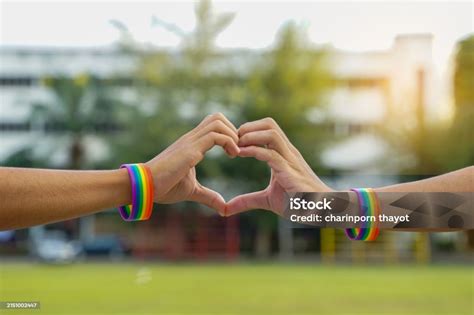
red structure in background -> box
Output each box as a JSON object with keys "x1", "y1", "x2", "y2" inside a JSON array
[{"x1": 131, "y1": 211, "x2": 240, "y2": 261}]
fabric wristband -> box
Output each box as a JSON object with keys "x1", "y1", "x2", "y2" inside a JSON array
[
  {"x1": 345, "y1": 188, "x2": 380, "y2": 241},
  {"x1": 118, "y1": 163, "x2": 154, "y2": 221}
]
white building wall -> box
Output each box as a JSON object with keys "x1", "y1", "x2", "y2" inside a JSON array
[
  {"x1": 0, "y1": 34, "x2": 436, "y2": 171},
  {"x1": 321, "y1": 34, "x2": 435, "y2": 175}
]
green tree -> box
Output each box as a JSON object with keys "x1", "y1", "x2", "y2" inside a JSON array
[
  {"x1": 20, "y1": 75, "x2": 124, "y2": 241},
  {"x1": 222, "y1": 23, "x2": 332, "y2": 258},
  {"x1": 28, "y1": 75, "x2": 121, "y2": 169},
  {"x1": 452, "y1": 34, "x2": 474, "y2": 249},
  {"x1": 383, "y1": 35, "x2": 474, "y2": 176},
  {"x1": 111, "y1": 3, "x2": 333, "y2": 258},
  {"x1": 449, "y1": 34, "x2": 474, "y2": 168},
  {"x1": 110, "y1": 0, "x2": 238, "y2": 204}
]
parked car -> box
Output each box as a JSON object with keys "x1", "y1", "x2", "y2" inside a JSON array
[
  {"x1": 30, "y1": 230, "x2": 82, "y2": 263},
  {"x1": 82, "y1": 235, "x2": 124, "y2": 259}
]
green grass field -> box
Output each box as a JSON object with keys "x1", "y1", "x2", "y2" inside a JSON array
[{"x1": 0, "y1": 263, "x2": 472, "y2": 315}]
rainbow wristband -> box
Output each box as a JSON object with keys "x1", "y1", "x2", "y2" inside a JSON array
[
  {"x1": 345, "y1": 188, "x2": 380, "y2": 241},
  {"x1": 118, "y1": 163, "x2": 154, "y2": 221}
]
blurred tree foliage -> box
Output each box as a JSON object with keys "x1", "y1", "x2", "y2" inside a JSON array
[
  {"x1": 449, "y1": 35, "x2": 474, "y2": 169},
  {"x1": 218, "y1": 23, "x2": 332, "y2": 255},
  {"x1": 109, "y1": 1, "x2": 333, "y2": 256},
  {"x1": 109, "y1": 0, "x2": 238, "y2": 171},
  {"x1": 418, "y1": 35, "x2": 474, "y2": 174},
  {"x1": 225, "y1": 23, "x2": 332, "y2": 181},
  {"x1": 7, "y1": 75, "x2": 122, "y2": 170},
  {"x1": 452, "y1": 35, "x2": 474, "y2": 248},
  {"x1": 384, "y1": 34, "x2": 473, "y2": 175}
]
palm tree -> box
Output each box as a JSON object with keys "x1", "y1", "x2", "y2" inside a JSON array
[
  {"x1": 27, "y1": 74, "x2": 123, "y2": 241},
  {"x1": 31, "y1": 74, "x2": 121, "y2": 169}
]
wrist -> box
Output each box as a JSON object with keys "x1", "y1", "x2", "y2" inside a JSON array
[
  {"x1": 310, "y1": 180, "x2": 334, "y2": 193},
  {"x1": 117, "y1": 164, "x2": 154, "y2": 221},
  {"x1": 110, "y1": 168, "x2": 132, "y2": 207}
]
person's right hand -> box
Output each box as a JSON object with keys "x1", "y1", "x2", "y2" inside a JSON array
[
  {"x1": 145, "y1": 113, "x2": 240, "y2": 215},
  {"x1": 225, "y1": 117, "x2": 332, "y2": 216}
]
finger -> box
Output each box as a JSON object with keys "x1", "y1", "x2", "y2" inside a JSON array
[
  {"x1": 238, "y1": 146, "x2": 287, "y2": 173},
  {"x1": 194, "y1": 119, "x2": 239, "y2": 144},
  {"x1": 189, "y1": 184, "x2": 226, "y2": 215},
  {"x1": 198, "y1": 132, "x2": 240, "y2": 157},
  {"x1": 214, "y1": 112, "x2": 238, "y2": 134},
  {"x1": 195, "y1": 112, "x2": 238, "y2": 135},
  {"x1": 239, "y1": 117, "x2": 285, "y2": 138},
  {"x1": 239, "y1": 117, "x2": 301, "y2": 156},
  {"x1": 225, "y1": 190, "x2": 270, "y2": 216},
  {"x1": 238, "y1": 129, "x2": 291, "y2": 159}
]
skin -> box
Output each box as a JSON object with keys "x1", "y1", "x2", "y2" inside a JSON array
[
  {"x1": 225, "y1": 117, "x2": 332, "y2": 216},
  {"x1": 0, "y1": 114, "x2": 471, "y2": 231},
  {"x1": 0, "y1": 113, "x2": 239, "y2": 231},
  {"x1": 225, "y1": 117, "x2": 474, "y2": 218}
]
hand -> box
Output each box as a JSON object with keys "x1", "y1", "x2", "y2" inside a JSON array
[
  {"x1": 226, "y1": 117, "x2": 332, "y2": 216},
  {"x1": 146, "y1": 113, "x2": 239, "y2": 215}
]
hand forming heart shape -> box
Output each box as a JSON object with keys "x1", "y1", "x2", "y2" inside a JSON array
[{"x1": 145, "y1": 113, "x2": 332, "y2": 217}]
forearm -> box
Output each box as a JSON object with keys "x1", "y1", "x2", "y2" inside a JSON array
[
  {"x1": 0, "y1": 167, "x2": 131, "y2": 230},
  {"x1": 304, "y1": 167, "x2": 473, "y2": 231},
  {"x1": 373, "y1": 166, "x2": 472, "y2": 231},
  {"x1": 375, "y1": 166, "x2": 473, "y2": 193}
]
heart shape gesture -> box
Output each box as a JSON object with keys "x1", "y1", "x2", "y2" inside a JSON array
[
  {"x1": 226, "y1": 117, "x2": 332, "y2": 216},
  {"x1": 146, "y1": 114, "x2": 331, "y2": 216}
]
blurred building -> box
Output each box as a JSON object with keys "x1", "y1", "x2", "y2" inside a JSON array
[
  {"x1": 0, "y1": 34, "x2": 436, "y2": 172},
  {"x1": 2, "y1": 34, "x2": 459, "y2": 263},
  {"x1": 0, "y1": 47, "x2": 137, "y2": 164},
  {"x1": 321, "y1": 34, "x2": 435, "y2": 185}
]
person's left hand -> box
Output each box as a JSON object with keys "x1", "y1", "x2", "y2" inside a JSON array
[{"x1": 146, "y1": 113, "x2": 240, "y2": 215}]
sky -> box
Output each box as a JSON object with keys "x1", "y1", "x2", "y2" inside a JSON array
[{"x1": 0, "y1": 0, "x2": 473, "y2": 72}]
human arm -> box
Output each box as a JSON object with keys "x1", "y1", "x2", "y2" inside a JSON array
[
  {"x1": 0, "y1": 168, "x2": 131, "y2": 230},
  {"x1": 0, "y1": 113, "x2": 239, "y2": 230},
  {"x1": 225, "y1": 117, "x2": 473, "y2": 219},
  {"x1": 375, "y1": 167, "x2": 473, "y2": 193}
]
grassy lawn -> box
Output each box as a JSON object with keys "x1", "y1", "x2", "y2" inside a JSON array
[{"x1": 0, "y1": 263, "x2": 472, "y2": 315}]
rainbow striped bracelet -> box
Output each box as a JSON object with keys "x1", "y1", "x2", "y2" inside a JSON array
[
  {"x1": 118, "y1": 163, "x2": 154, "y2": 221},
  {"x1": 345, "y1": 188, "x2": 380, "y2": 241}
]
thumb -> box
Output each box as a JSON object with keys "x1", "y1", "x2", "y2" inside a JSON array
[
  {"x1": 189, "y1": 183, "x2": 226, "y2": 216},
  {"x1": 225, "y1": 190, "x2": 270, "y2": 216}
]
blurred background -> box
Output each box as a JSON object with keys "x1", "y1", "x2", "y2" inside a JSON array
[{"x1": 0, "y1": 1, "x2": 472, "y2": 314}]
